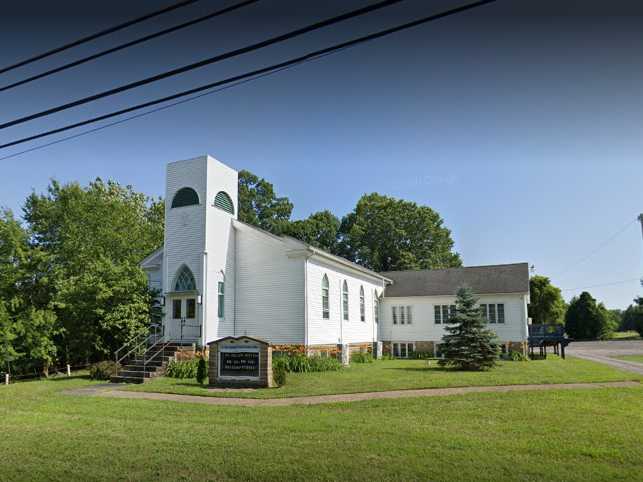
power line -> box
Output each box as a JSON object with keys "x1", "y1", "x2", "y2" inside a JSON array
[
  {"x1": 0, "y1": 0, "x2": 201, "y2": 76},
  {"x1": 0, "y1": 50, "x2": 344, "y2": 162},
  {"x1": 0, "y1": 0, "x2": 407, "y2": 132},
  {"x1": 561, "y1": 278, "x2": 641, "y2": 293},
  {"x1": 0, "y1": 0, "x2": 498, "y2": 152},
  {"x1": 0, "y1": 0, "x2": 261, "y2": 93},
  {"x1": 554, "y1": 218, "x2": 638, "y2": 278}
]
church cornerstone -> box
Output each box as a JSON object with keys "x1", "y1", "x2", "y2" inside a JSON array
[{"x1": 208, "y1": 336, "x2": 274, "y2": 388}]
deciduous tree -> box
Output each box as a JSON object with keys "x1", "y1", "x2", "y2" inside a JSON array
[
  {"x1": 285, "y1": 210, "x2": 340, "y2": 253},
  {"x1": 238, "y1": 170, "x2": 293, "y2": 235},
  {"x1": 338, "y1": 193, "x2": 461, "y2": 272},
  {"x1": 528, "y1": 275, "x2": 566, "y2": 324}
]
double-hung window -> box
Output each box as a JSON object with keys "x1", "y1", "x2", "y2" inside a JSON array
[
  {"x1": 217, "y1": 282, "x2": 225, "y2": 318},
  {"x1": 359, "y1": 286, "x2": 365, "y2": 322},
  {"x1": 480, "y1": 303, "x2": 505, "y2": 324},
  {"x1": 435, "y1": 304, "x2": 456, "y2": 324},
  {"x1": 373, "y1": 291, "x2": 379, "y2": 324},
  {"x1": 392, "y1": 306, "x2": 398, "y2": 324}
]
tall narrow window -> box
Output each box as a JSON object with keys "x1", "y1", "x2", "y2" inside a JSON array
[
  {"x1": 392, "y1": 306, "x2": 398, "y2": 324},
  {"x1": 322, "y1": 275, "x2": 330, "y2": 320},
  {"x1": 480, "y1": 304, "x2": 488, "y2": 320},
  {"x1": 173, "y1": 299, "x2": 182, "y2": 319},
  {"x1": 400, "y1": 305, "x2": 405, "y2": 325},
  {"x1": 359, "y1": 286, "x2": 365, "y2": 322},
  {"x1": 217, "y1": 282, "x2": 225, "y2": 318},
  {"x1": 186, "y1": 299, "x2": 196, "y2": 319},
  {"x1": 342, "y1": 280, "x2": 349, "y2": 321},
  {"x1": 442, "y1": 305, "x2": 450, "y2": 324},
  {"x1": 434, "y1": 305, "x2": 441, "y2": 324},
  {"x1": 407, "y1": 306, "x2": 412, "y2": 325},
  {"x1": 497, "y1": 304, "x2": 505, "y2": 324},
  {"x1": 488, "y1": 304, "x2": 497, "y2": 324}
]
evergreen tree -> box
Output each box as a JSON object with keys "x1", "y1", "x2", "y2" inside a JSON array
[{"x1": 438, "y1": 286, "x2": 500, "y2": 371}]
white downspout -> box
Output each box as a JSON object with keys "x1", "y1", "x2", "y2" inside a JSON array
[
  {"x1": 303, "y1": 252, "x2": 313, "y2": 352},
  {"x1": 202, "y1": 251, "x2": 208, "y2": 347}
]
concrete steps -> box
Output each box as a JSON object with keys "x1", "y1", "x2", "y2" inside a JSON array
[{"x1": 111, "y1": 343, "x2": 188, "y2": 384}]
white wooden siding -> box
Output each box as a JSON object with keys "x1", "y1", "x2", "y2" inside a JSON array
[
  {"x1": 233, "y1": 222, "x2": 305, "y2": 344},
  {"x1": 306, "y1": 257, "x2": 382, "y2": 346},
  {"x1": 380, "y1": 293, "x2": 528, "y2": 342}
]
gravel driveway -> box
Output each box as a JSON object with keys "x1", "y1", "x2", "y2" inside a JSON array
[{"x1": 567, "y1": 340, "x2": 643, "y2": 375}]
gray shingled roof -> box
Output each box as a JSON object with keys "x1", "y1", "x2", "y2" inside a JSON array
[{"x1": 382, "y1": 263, "x2": 529, "y2": 297}]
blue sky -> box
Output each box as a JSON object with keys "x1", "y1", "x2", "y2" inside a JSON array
[{"x1": 1, "y1": 0, "x2": 642, "y2": 309}]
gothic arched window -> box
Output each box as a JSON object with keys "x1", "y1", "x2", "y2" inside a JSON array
[{"x1": 174, "y1": 265, "x2": 196, "y2": 292}]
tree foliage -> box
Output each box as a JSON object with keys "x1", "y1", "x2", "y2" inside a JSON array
[
  {"x1": 528, "y1": 275, "x2": 566, "y2": 325},
  {"x1": 285, "y1": 210, "x2": 340, "y2": 253},
  {"x1": 238, "y1": 170, "x2": 293, "y2": 235},
  {"x1": 337, "y1": 193, "x2": 461, "y2": 272},
  {"x1": 621, "y1": 297, "x2": 643, "y2": 336},
  {"x1": 564, "y1": 291, "x2": 612, "y2": 340},
  {"x1": 0, "y1": 179, "x2": 163, "y2": 374},
  {"x1": 438, "y1": 286, "x2": 500, "y2": 371}
]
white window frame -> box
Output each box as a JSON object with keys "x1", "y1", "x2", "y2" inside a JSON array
[
  {"x1": 399, "y1": 305, "x2": 405, "y2": 325},
  {"x1": 373, "y1": 291, "x2": 379, "y2": 324},
  {"x1": 217, "y1": 281, "x2": 225, "y2": 319},
  {"x1": 359, "y1": 286, "x2": 365, "y2": 322},
  {"x1": 392, "y1": 306, "x2": 397, "y2": 325},
  {"x1": 321, "y1": 274, "x2": 330, "y2": 320},
  {"x1": 406, "y1": 306, "x2": 412, "y2": 325},
  {"x1": 342, "y1": 280, "x2": 349, "y2": 321},
  {"x1": 392, "y1": 342, "x2": 415, "y2": 359}
]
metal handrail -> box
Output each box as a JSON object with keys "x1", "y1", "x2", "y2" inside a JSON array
[
  {"x1": 114, "y1": 325, "x2": 164, "y2": 376},
  {"x1": 143, "y1": 338, "x2": 173, "y2": 379}
]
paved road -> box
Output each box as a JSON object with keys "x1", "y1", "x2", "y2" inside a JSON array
[{"x1": 567, "y1": 340, "x2": 643, "y2": 375}]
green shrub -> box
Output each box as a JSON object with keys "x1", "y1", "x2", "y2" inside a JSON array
[
  {"x1": 308, "y1": 355, "x2": 342, "y2": 372},
  {"x1": 196, "y1": 356, "x2": 207, "y2": 384},
  {"x1": 351, "y1": 352, "x2": 374, "y2": 363},
  {"x1": 510, "y1": 350, "x2": 528, "y2": 361},
  {"x1": 166, "y1": 359, "x2": 199, "y2": 379},
  {"x1": 89, "y1": 361, "x2": 120, "y2": 380},
  {"x1": 274, "y1": 354, "x2": 342, "y2": 374},
  {"x1": 500, "y1": 350, "x2": 528, "y2": 361},
  {"x1": 272, "y1": 357, "x2": 288, "y2": 386}
]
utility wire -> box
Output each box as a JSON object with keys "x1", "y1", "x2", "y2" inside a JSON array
[
  {"x1": 560, "y1": 278, "x2": 641, "y2": 293},
  {"x1": 554, "y1": 218, "x2": 638, "y2": 278},
  {"x1": 0, "y1": 0, "x2": 201, "y2": 75},
  {"x1": 0, "y1": 0, "x2": 498, "y2": 151},
  {"x1": 0, "y1": 0, "x2": 261, "y2": 93},
  {"x1": 0, "y1": 0, "x2": 408, "y2": 131},
  {"x1": 0, "y1": 49, "x2": 345, "y2": 162}
]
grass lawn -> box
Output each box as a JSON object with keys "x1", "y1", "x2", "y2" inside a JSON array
[
  {"x1": 616, "y1": 355, "x2": 643, "y2": 364},
  {"x1": 1, "y1": 376, "x2": 642, "y2": 481},
  {"x1": 124, "y1": 356, "x2": 642, "y2": 399}
]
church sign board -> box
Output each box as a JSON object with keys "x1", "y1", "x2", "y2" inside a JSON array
[{"x1": 208, "y1": 336, "x2": 273, "y2": 388}]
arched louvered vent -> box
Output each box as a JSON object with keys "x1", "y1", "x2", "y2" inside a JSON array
[{"x1": 214, "y1": 191, "x2": 234, "y2": 214}]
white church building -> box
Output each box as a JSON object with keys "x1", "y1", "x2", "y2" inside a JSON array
[{"x1": 141, "y1": 155, "x2": 530, "y2": 357}]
